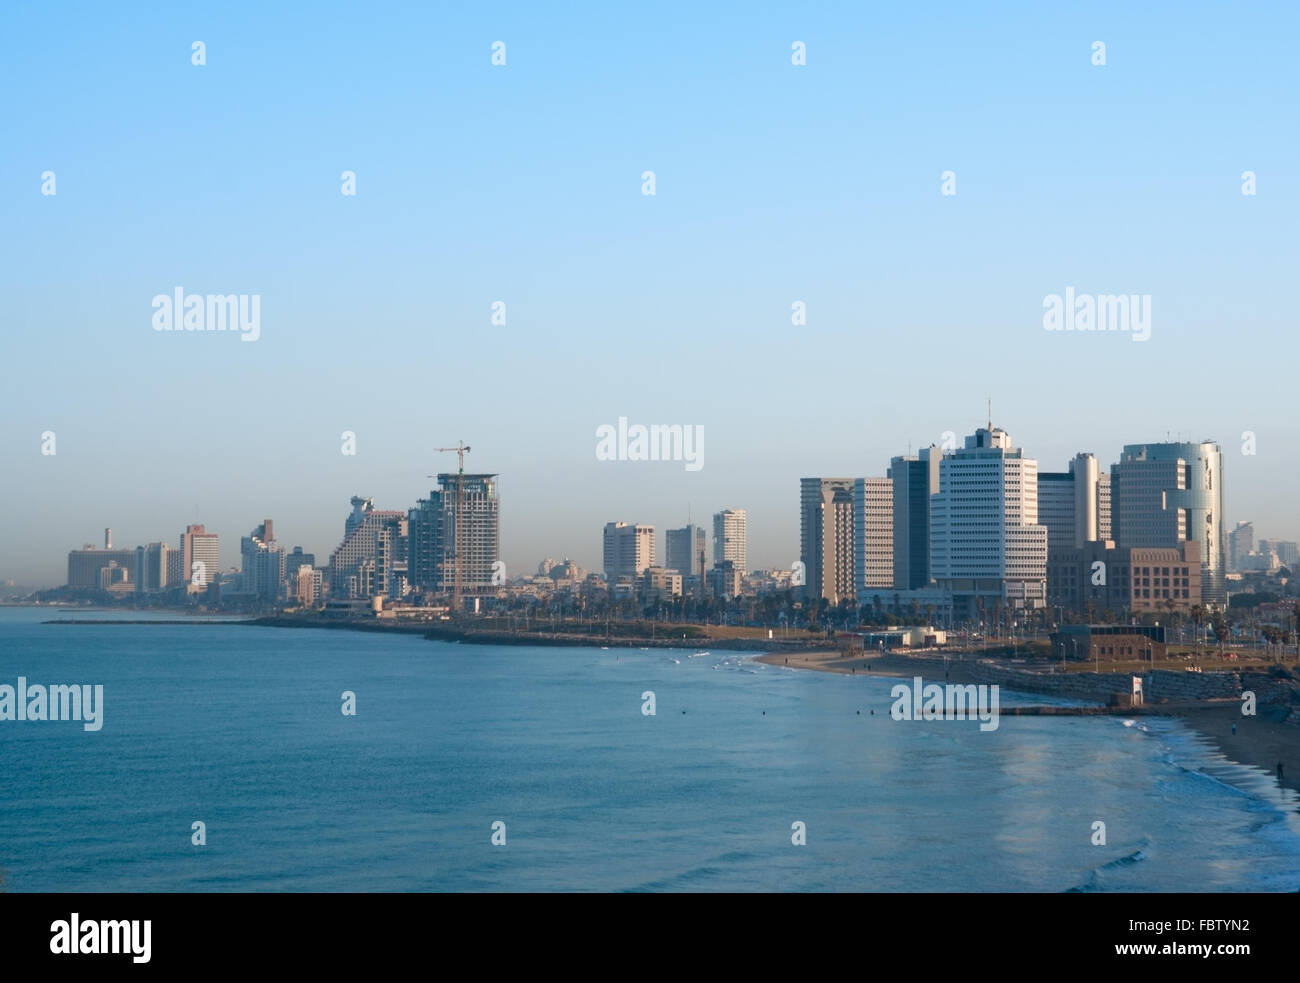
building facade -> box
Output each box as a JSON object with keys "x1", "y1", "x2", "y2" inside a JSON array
[
  {"x1": 407, "y1": 475, "x2": 499, "y2": 596},
  {"x1": 930, "y1": 427, "x2": 1047, "y2": 619},
  {"x1": 1111, "y1": 441, "x2": 1225, "y2": 604},
  {"x1": 854, "y1": 477, "x2": 894, "y2": 593},
  {"x1": 712, "y1": 509, "x2": 747, "y2": 572},
  {"x1": 800, "y1": 478, "x2": 856, "y2": 604},
  {"x1": 888, "y1": 446, "x2": 941, "y2": 590}
]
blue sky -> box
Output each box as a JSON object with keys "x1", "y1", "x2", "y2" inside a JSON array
[{"x1": 2, "y1": 1, "x2": 1297, "y2": 585}]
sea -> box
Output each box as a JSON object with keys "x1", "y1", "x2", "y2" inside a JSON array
[{"x1": 1, "y1": 606, "x2": 1297, "y2": 892}]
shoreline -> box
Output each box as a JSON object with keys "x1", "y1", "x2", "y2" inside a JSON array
[{"x1": 759, "y1": 650, "x2": 1300, "y2": 796}]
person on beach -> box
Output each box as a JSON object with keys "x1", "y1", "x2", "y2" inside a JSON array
[
  {"x1": 1278, "y1": 762, "x2": 1285, "y2": 780},
  {"x1": 1231, "y1": 722, "x2": 1236, "y2": 735}
]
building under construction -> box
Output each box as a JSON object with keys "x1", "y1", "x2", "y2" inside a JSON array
[{"x1": 408, "y1": 473, "x2": 500, "y2": 599}]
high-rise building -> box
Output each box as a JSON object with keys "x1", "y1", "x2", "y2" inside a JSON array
[
  {"x1": 134, "y1": 542, "x2": 172, "y2": 593},
  {"x1": 930, "y1": 426, "x2": 1047, "y2": 619},
  {"x1": 888, "y1": 447, "x2": 941, "y2": 590},
  {"x1": 1228, "y1": 521, "x2": 1254, "y2": 572},
  {"x1": 665, "y1": 524, "x2": 706, "y2": 576},
  {"x1": 853, "y1": 478, "x2": 893, "y2": 593},
  {"x1": 800, "y1": 478, "x2": 856, "y2": 604},
  {"x1": 67, "y1": 544, "x2": 138, "y2": 587},
  {"x1": 603, "y1": 522, "x2": 655, "y2": 584},
  {"x1": 295, "y1": 564, "x2": 323, "y2": 607},
  {"x1": 1111, "y1": 441, "x2": 1225, "y2": 603},
  {"x1": 1037, "y1": 453, "x2": 1111, "y2": 554},
  {"x1": 241, "y1": 520, "x2": 286, "y2": 601},
  {"x1": 407, "y1": 475, "x2": 500, "y2": 596},
  {"x1": 180, "y1": 523, "x2": 219, "y2": 594},
  {"x1": 1257, "y1": 539, "x2": 1299, "y2": 568},
  {"x1": 712, "y1": 509, "x2": 747, "y2": 572},
  {"x1": 332, "y1": 499, "x2": 409, "y2": 599}
]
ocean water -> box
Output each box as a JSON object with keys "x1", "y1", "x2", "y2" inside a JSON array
[{"x1": 1, "y1": 607, "x2": 1297, "y2": 892}]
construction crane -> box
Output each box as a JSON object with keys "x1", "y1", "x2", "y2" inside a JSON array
[{"x1": 432, "y1": 441, "x2": 471, "y2": 609}]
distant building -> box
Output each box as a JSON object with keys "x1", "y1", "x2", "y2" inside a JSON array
[
  {"x1": 1037, "y1": 453, "x2": 1111, "y2": 554},
  {"x1": 888, "y1": 447, "x2": 941, "y2": 590},
  {"x1": 132, "y1": 542, "x2": 172, "y2": 593},
  {"x1": 1050, "y1": 624, "x2": 1166, "y2": 664},
  {"x1": 1047, "y1": 540, "x2": 1201, "y2": 615},
  {"x1": 930, "y1": 426, "x2": 1047, "y2": 619},
  {"x1": 1228, "y1": 521, "x2": 1254, "y2": 572},
  {"x1": 603, "y1": 522, "x2": 655, "y2": 583},
  {"x1": 854, "y1": 477, "x2": 893, "y2": 593},
  {"x1": 665, "y1": 524, "x2": 706, "y2": 578},
  {"x1": 709, "y1": 560, "x2": 742, "y2": 600},
  {"x1": 295, "y1": 564, "x2": 323, "y2": 607},
  {"x1": 642, "y1": 567, "x2": 683, "y2": 601},
  {"x1": 712, "y1": 509, "x2": 747, "y2": 572},
  {"x1": 332, "y1": 499, "x2": 409, "y2": 599},
  {"x1": 800, "y1": 478, "x2": 855, "y2": 604},
  {"x1": 407, "y1": 475, "x2": 500, "y2": 596},
  {"x1": 1111, "y1": 441, "x2": 1225, "y2": 603},
  {"x1": 1258, "y1": 539, "x2": 1299, "y2": 568},
  {"x1": 180, "y1": 524, "x2": 219, "y2": 594},
  {"x1": 241, "y1": 520, "x2": 286, "y2": 601},
  {"x1": 67, "y1": 545, "x2": 138, "y2": 588}
]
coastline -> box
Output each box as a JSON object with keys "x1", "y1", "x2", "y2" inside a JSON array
[{"x1": 759, "y1": 650, "x2": 1300, "y2": 796}]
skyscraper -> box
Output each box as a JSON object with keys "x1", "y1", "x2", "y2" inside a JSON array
[
  {"x1": 241, "y1": 520, "x2": 286, "y2": 601},
  {"x1": 407, "y1": 474, "x2": 499, "y2": 596},
  {"x1": 930, "y1": 426, "x2": 1047, "y2": 620},
  {"x1": 1037, "y1": 453, "x2": 1111, "y2": 554},
  {"x1": 603, "y1": 522, "x2": 655, "y2": 584},
  {"x1": 888, "y1": 446, "x2": 940, "y2": 590},
  {"x1": 800, "y1": 478, "x2": 855, "y2": 604},
  {"x1": 1111, "y1": 441, "x2": 1225, "y2": 603},
  {"x1": 665, "y1": 524, "x2": 706, "y2": 576},
  {"x1": 1228, "y1": 521, "x2": 1253, "y2": 572},
  {"x1": 853, "y1": 477, "x2": 893, "y2": 593},
  {"x1": 712, "y1": 509, "x2": 747, "y2": 572},
  {"x1": 179, "y1": 523, "x2": 219, "y2": 593}
]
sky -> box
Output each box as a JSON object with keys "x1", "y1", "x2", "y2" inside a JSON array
[{"x1": 2, "y1": 1, "x2": 1298, "y2": 586}]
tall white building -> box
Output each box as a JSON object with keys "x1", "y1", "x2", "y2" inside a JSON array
[
  {"x1": 179, "y1": 523, "x2": 219, "y2": 593},
  {"x1": 603, "y1": 522, "x2": 655, "y2": 584},
  {"x1": 712, "y1": 509, "x2": 747, "y2": 572},
  {"x1": 853, "y1": 478, "x2": 893, "y2": 593},
  {"x1": 930, "y1": 426, "x2": 1047, "y2": 619}
]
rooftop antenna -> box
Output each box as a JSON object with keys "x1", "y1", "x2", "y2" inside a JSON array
[{"x1": 986, "y1": 397, "x2": 992, "y2": 430}]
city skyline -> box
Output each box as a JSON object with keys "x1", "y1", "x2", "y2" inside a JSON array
[{"x1": 28, "y1": 419, "x2": 1295, "y2": 593}]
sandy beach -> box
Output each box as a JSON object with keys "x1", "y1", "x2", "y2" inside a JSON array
[{"x1": 759, "y1": 650, "x2": 1300, "y2": 795}]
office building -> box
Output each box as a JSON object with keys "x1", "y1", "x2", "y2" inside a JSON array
[
  {"x1": 603, "y1": 522, "x2": 655, "y2": 583},
  {"x1": 800, "y1": 478, "x2": 856, "y2": 604},
  {"x1": 180, "y1": 523, "x2": 219, "y2": 593},
  {"x1": 889, "y1": 446, "x2": 941, "y2": 590},
  {"x1": 930, "y1": 426, "x2": 1047, "y2": 619},
  {"x1": 665, "y1": 524, "x2": 706, "y2": 577},
  {"x1": 853, "y1": 477, "x2": 893, "y2": 593},
  {"x1": 712, "y1": 509, "x2": 747, "y2": 572},
  {"x1": 1111, "y1": 441, "x2": 1225, "y2": 603}
]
